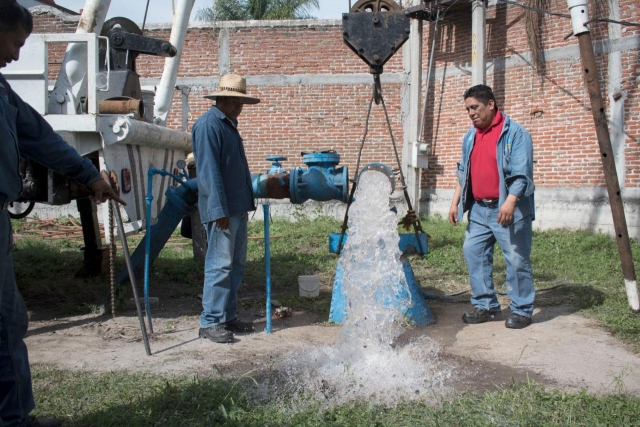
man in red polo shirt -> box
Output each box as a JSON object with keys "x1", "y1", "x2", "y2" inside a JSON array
[{"x1": 449, "y1": 85, "x2": 536, "y2": 329}]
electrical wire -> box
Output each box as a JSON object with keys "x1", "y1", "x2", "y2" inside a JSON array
[
  {"x1": 141, "y1": 0, "x2": 151, "y2": 33},
  {"x1": 495, "y1": 0, "x2": 640, "y2": 27},
  {"x1": 422, "y1": 282, "x2": 574, "y2": 303}
]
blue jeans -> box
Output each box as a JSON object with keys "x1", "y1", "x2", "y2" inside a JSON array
[
  {"x1": 199, "y1": 213, "x2": 248, "y2": 328},
  {"x1": 0, "y1": 211, "x2": 34, "y2": 426},
  {"x1": 463, "y1": 201, "x2": 535, "y2": 317}
]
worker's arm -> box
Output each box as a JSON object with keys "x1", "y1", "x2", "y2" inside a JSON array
[{"x1": 449, "y1": 182, "x2": 462, "y2": 226}]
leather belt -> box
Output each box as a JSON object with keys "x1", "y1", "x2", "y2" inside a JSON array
[
  {"x1": 479, "y1": 198, "x2": 499, "y2": 206},
  {"x1": 1, "y1": 203, "x2": 8, "y2": 211}
]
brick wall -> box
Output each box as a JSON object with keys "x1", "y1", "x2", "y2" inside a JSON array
[{"x1": 28, "y1": 2, "x2": 640, "y2": 200}]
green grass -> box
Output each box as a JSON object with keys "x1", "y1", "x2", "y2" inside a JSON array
[
  {"x1": 12, "y1": 215, "x2": 640, "y2": 348},
  {"x1": 11, "y1": 215, "x2": 640, "y2": 425},
  {"x1": 30, "y1": 366, "x2": 640, "y2": 426}
]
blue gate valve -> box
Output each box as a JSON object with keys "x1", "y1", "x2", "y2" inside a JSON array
[
  {"x1": 252, "y1": 152, "x2": 348, "y2": 204},
  {"x1": 266, "y1": 155, "x2": 287, "y2": 174},
  {"x1": 289, "y1": 151, "x2": 349, "y2": 204}
]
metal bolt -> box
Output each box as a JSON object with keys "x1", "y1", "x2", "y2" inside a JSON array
[
  {"x1": 112, "y1": 33, "x2": 124, "y2": 46},
  {"x1": 161, "y1": 43, "x2": 172, "y2": 53},
  {"x1": 405, "y1": 28, "x2": 410, "y2": 33},
  {"x1": 55, "y1": 94, "x2": 65, "y2": 104},
  {"x1": 373, "y1": 17, "x2": 379, "y2": 24},
  {"x1": 374, "y1": 54, "x2": 380, "y2": 62}
]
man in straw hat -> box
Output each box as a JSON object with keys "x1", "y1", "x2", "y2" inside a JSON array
[{"x1": 193, "y1": 74, "x2": 260, "y2": 343}]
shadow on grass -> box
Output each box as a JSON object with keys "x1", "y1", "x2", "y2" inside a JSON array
[{"x1": 32, "y1": 370, "x2": 259, "y2": 427}]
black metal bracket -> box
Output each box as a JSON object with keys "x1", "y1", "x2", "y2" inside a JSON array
[
  {"x1": 108, "y1": 30, "x2": 176, "y2": 71},
  {"x1": 342, "y1": 11, "x2": 410, "y2": 75},
  {"x1": 404, "y1": 2, "x2": 445, "y2": 21}
]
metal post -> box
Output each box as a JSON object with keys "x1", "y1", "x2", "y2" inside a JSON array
[
  {"x1": 112, "y1": 200, "x2": 152, "y2": 356},
  {"x1": 181, "y1": 86, "x2": 190, "y2": 132},
  {"x1": 402, "y1": 0, "x2": 424, "y2": 217},
  {"x1": 567, "y1": 0, "x2": 639, "y2": 312},
  {"x1": 263, "y1": 204, "x2": 272, "y2": 333},
  {"x1": 471, "y1": 0, "x2": 486, "y2": 85}
]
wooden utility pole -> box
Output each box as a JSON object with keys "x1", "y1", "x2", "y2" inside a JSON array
[{"x1": 566, "y1": 0, "x2": 639, "y2": 312}]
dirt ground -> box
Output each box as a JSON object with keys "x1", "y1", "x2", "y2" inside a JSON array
[{"x1": 24, "y1": 292, "x2": 640, "y2": 397}]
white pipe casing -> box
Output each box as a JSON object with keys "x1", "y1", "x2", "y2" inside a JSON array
[
  {"x1": 566, "y1": 0, "x2": 590, "y2": 36},
  {"x1": 48, "y1": 0, "x2": 112, "y2": 114},
  {"x1": 625, "y1": 279, "x2": 640, "y2": 312},
  {"x1": 101, "y1": 116, "x2": 192, "y2": 150},
  {"x1": 154, "y1": 0, "x2": 195, "y2": 126}
]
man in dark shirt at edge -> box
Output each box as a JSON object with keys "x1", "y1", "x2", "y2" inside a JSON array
[{"x1": 0, "y1": 2, "x2": 124, "y2": 425}]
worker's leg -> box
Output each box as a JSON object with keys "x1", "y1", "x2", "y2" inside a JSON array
[
  {"x1": 463, "y1": 201, "x2": 501, "y2": 311},
  {"x1": 224, "y1": 213, "x2": 248, "y2": 322},
  {"x1": 200, "y1": 218, "x2": 237, "y2": 328},
  {"x1": 0, "y1": 211, "x2": 35, "y2": 426},
  {"x1": 493, "y1": 215, "x2": 535, "y2": 317}
]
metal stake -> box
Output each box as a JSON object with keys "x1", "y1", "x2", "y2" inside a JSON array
[{"x1": 111, "y1": 199, "x2": 152, "y2": 355}]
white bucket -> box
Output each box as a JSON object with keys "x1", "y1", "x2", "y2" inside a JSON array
[{"x1": 298, "y1": 275, "x2": 320, "y2": 298}]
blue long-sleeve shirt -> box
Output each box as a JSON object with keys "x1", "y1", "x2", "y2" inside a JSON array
[
  {"x1": 0, "y1": 74, "x2": 102, "y2": 205},
  {"x1": 456, "y1": 113, "x2": 535, "y2": 222},
  {"x1": 192, "y1": 106, "x2": 255, "y2": 223}
]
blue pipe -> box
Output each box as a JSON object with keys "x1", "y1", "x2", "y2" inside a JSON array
[
  {"x1": 144, "y1": 170, "x2": 155, "y2": 332},
  {"x1": 263, "y1": 204, "x2": 272, "y2": 333},
  {"x1": 116, "y1": 178, "x2": 198, "y2": 285},
  {"x1": 251, "y1": 153, "x2": 349, "y2": 204}
]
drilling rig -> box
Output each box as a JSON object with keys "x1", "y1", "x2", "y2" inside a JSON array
[{"x1": 4, "y1": 0, "x2": 195, "y2": 276}]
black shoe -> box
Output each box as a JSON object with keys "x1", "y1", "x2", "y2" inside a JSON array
[
  {"x1": 199, "y1": 325, "x2": 233, "y2": 343},
  {"x1": 505, "y1": 313, "x2": 533, "y2": 329},
  {"x1": 223, "y1": 318, "x2": 255, "y2": 333},
  {"x1": 27, "y1": 416, "x2": 62, "y2": 427},
  {"x1": 462, "y1": 307, "x2": 502, "y2": 324}
]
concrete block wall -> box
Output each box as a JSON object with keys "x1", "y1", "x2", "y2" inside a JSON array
[{"x1": 26, "y1": 2, "x2": 640, "y2": 237}]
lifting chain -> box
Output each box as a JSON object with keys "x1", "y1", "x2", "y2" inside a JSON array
[
  {"x1": 104, "y1": 170, "x2": 120, "y2": 319},
  {"x1": 337, "y1": 80, "x2": 425, "y2": 255}
]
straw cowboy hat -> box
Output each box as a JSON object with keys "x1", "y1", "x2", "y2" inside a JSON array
[{"x1": 203, "y1": 74, "x2": 260, "y2": 104}]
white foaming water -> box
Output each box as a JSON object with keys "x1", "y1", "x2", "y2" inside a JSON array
[
  {"x1": 339, "y1": 170, "x2": 410, "y2": 347},
  {"x1": 251, "y1": 170, "x2": 452, "y2": 409}
]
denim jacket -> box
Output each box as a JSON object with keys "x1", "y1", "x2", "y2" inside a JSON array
[
  {"x1": 0, "y1": 74, "x2": 102, "y2": 205},
  {"x1": 192, "y1": 106, "x2": 255, "y2": 223},
  {"x1": 456, "y1": 113, "x2": 535, "y2": 222}
]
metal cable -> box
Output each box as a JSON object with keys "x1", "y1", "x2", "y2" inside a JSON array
[
  {"x1": 336, "y1": 95, "x2": 375, "y2": 255},
  {"x1": 141, "y1": 0, "x2": 152, "y2": 33},
  {"x1": 380, "y1": 95, "x2": 409, "y2": 202},
  {"x1": 380, "y1": 93, "x2": 426, "y2": 253},
  {"x1": 354, "y1": 96, "x2": 375, "y2": 177}
]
